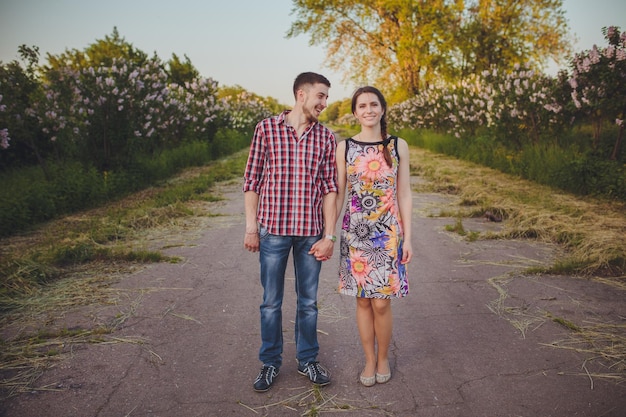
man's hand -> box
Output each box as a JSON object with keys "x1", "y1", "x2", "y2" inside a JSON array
[
  {"x1": 244, "y1": 232, "x2": 259, "y2": 252},
  {"x1": 309, "y1": 237, "x2": 334, "y2": 261}
]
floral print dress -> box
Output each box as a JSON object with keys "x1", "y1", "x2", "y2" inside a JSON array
[{"x1": 338, "y1": 136, "x2": 409, "y2": 299}]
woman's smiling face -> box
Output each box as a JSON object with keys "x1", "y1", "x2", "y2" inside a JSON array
[{"x1": 353, "y1": 92, "x2": 384, "y2": 128}]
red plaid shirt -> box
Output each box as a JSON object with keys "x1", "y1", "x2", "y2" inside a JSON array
[{"x1": 243, "y1": 111, "x2": 338, "y2": 236}]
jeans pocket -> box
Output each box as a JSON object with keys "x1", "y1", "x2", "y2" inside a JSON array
[{"x1": 259, "y1": 225, "x2": 270, "y2": 240}]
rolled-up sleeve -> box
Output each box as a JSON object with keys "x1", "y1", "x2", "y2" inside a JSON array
[
  {"x1": 320, "y1": 132, "x2": 338, "y2": 195},
  {"x1": 243, "y1": 122, "x2": 265, "y2": 193}
]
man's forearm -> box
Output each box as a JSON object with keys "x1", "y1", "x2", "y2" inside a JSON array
[{"x1": 244, "y1": 191, "x2": 259, "y2": 233}]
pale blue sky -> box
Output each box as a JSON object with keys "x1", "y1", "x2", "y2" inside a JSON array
[{"x1": 0, "y1": 0, "x2": 624, "y2": 104}]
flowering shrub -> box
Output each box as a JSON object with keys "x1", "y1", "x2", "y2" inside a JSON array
[
  {"x1": 481, "y1": 65, "x2": 561, "y2": 146},
  {"x1": 389, "y1": 65, "x2": 561, "y2": 146},
  {"x1": 0, "y1": 46, "x2": 55, "y2": 171},
  {"x1": 1, "y1": 37, "x2": 274, "y2": 171},
  {"x1": 220, "y1": 90, "x2": 274, "y2": 133},
  {"x1": 390, "y1": 26, "x2": 626, "y2": 161},
  {"x1": 0, "y1": 98, "x2": 8, "y2": 149},
  {"x1": 336, "y1": 112, "x2": 357, "y2": 126},
  {"x1": 31, "y1": 56, "x2": 224, "y2": 169},
  {"x1": 567, "y1": 26, "x2": 625, "y2": 158},
  {"x1": 1, "y1": 56, "x2": 277, "y2": 170},
  {"x1": 388, "y1": 26, "x2": 625, "y2": 200},
  {"x1": 0, "y1": 37, "x2": 277, "y2": 236}
]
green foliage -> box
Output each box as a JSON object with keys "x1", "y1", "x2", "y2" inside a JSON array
[
  {"x1": 134, "y1": 140, "x2": 214, "y2": 182},
  {"x1": 552, "y1": 156, "x2": 626, "y2": 198},
  {"x1": 1, "y1": 259, "x2": 61, "y2": 292},
  {"x1": 289, "y1": 0, "x2": 570, "y2": 97},
  {"x1": 2, "y1": 28, "x2": 271, "y2": 176},
  {"x1": 456, "y1": 0, "x2": 571, "y2": 78},
  {"x1": 1, "y1": 28, "x2": 276, "y2": 238},
  {"x1": 0, "y1": 45, "x2": 52, "y2": 171},
  {"x1": 320, "y1": 101, "x2": 339, "y2": 123},
  {"x1": 289, "y1": 0, "x2": 464, "y2": 98},
  {"x1": 0, "y1": 132, "x2": 249, "y2": 237},
  {"x1": 218, "y1": 86, "x2": 276, "y2": 136},
  {"x1": 549, "y1": 314, "x2": 582, "y2": 332},
  {"x1": 396, "y1": 128, "x2": 456, "y2": 154},
  {"x1": 209, "y1": 127, "x2": 251, "y2": 158},
  {"x1": 566, "y1": 26, "x2": 626, "y2": 159},
  {"x1": 320, "y1": 98, "x2": 353, "y2": 124},
  {"x1": 401, "y1": 128, "x2": 626, "y2": 201},
  {"x1": 46, "y1": 27, "x2": 148, "y2": 70},
  {"x1": 166, "y1": 53, "x2": 199, "y2": 86},
  {"x1": 387, "y1": 26, "x2": 626, "y2": 202},
  {"x1": 48, "y1": 243, "x2": 167, "y2": 267},
  {"x1": 0, "y1": 150, "x2": 247, "y2": 308},
  {"x1": 38, "y1": 52, "x2": 223, "y2": 171},
  {"x1": 389, "y1": 65, "x2": 563, "y2": 147},
  {"x1": 445, "y1": 218, "x2": 466, "y2": 235}
]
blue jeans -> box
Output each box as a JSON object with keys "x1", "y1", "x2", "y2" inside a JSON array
[{"x1": 258, "y1": 226, "x2": 322, "y2": 369}]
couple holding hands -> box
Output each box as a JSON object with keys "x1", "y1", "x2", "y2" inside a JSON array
[{"x1": 243, "y1": 72, "x2": 412, "y2": 392}]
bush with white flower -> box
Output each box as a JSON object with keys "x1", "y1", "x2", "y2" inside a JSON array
[
  {"x1": 566, "y1": 26, "x2": 626, "y2": 159},
  {"x1": 0, "y1": 32, "x2": 276, "y2": 172},
  {"x1": 389, "y1": 64, "x2": 561, "y2": 147}
]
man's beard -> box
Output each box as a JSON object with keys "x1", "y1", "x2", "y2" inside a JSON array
[{"x1": 303, "y1": 106, "x2": 319, "y2": 123}]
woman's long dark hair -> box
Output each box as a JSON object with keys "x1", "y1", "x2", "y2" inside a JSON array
[{"x1": 351, "y1": 86, "x2": 392, "y2": 167}]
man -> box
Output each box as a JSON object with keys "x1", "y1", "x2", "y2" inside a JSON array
[{"x1": 243, "y1": 72, "x2": 338, "y2": 392}]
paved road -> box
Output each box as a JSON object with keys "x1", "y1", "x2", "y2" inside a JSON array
[{"x1": 2, "y1": 177, "x2": 625, "y2": 417}]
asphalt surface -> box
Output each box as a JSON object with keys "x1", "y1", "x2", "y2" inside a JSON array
[{"x1": 1, "y1": 176, "x2": 625, "y2": 417}]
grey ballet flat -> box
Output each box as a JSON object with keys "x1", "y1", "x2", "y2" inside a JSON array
[
  {"x1": 359, "y1": 372, "x2": 376, "y2": 387},
  {"x1": 375, "y1": 371, "x2": 391, "y2": 384}
]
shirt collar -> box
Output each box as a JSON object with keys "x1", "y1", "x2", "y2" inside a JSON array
[
  {"x1": 278, "y1": 110, "x2": 318, "y2": 130},
  {"x1": 278, "y1": 111, "x2": 290, "y2": 125}
]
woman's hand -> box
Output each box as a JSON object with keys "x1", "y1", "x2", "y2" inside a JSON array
[
  {"x1": 309, "y1": 237, "x2": 335, "y2": 261},
  {"x1": 401, "y1": 241, "x2": 413, "y2": 264}
]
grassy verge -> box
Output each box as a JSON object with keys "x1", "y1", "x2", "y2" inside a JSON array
[
  {"x1": 0, "y1": 149, "x2": 248, "y2": 398},
  {"x1": 400, "y1": 128, "x2": 626, "y2": 202},
  {"x1": 409, "y1": 147, "x2": 626, "y2": 278},
  {"x1": 410, "y1": 147, "x2": 625, "y2": 384},
  {"x1": 0, "y1": 131, "x2": 251, "y2": 239}
]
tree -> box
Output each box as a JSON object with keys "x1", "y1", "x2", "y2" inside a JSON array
[
  {"x1": 46, "y1": 27, "x2": 148, "y2": 72},
  {"x1": 0, "y1": 45, "x2": 52, "y2": 175},
  {"x1": 34, "y1": 29, "x2": 223, "y2": 171},
  {"x1": 320, "y1": 97, "x2": 352, "y2": 123},
  {"x1": 567, "y1": 26, "x2": 626, "y2": 160},
  {"x1": 217, "y1": 85, "x2": 277, "y2": 134},
  {"x1": 288, "y1": 0, "x2": 570, "y2": 99},
  {"x1": 320, "y1": 100, "x2": 340, "y2": 122},
  {"x1": 167, "y1": 53, "x2": 199, "y2": 86},
  {"x1": 456, "y1": 0, "x2": 571, "y2": 78},
  {"x1": 288, "y1": 0, "x2": 463, "y2": 100}
]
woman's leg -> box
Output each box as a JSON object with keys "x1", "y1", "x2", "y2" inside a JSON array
[
  {"x1": 356, "y1": 297, "x2": 376, "y2": 377},
  {"x1": 371, "y1": 298, "x2": 392, "y2": 375}
]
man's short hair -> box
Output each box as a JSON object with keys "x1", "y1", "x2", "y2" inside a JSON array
[{"x1": 293, "y1": 72, "x2": 331, "y2": 98}]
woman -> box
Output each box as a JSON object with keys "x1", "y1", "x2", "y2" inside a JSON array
[{"x1": 335, "y1": 86, "x2": 413, "y2": 386}]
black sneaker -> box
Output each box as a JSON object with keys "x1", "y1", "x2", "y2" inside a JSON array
[
  {"x1": 297, "y1": 361, "x2": 331, "y2": 386},
  {"x1": 253, "y1": 365, "x2": 279, "y2": 392}
]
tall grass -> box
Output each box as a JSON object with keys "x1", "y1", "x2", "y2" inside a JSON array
[
  {"x1": 399, "y1": 128, "x2": 626, "y2": 201},
  {"x1": 409, "y1": 147, "x2": 626, "y2": 276},
  {"x1": 0, "y1": 129, "x2": 250, "y2": 238},
  {"x1": 0, "y1": 148, "x2": 249, "y2": 306}
]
